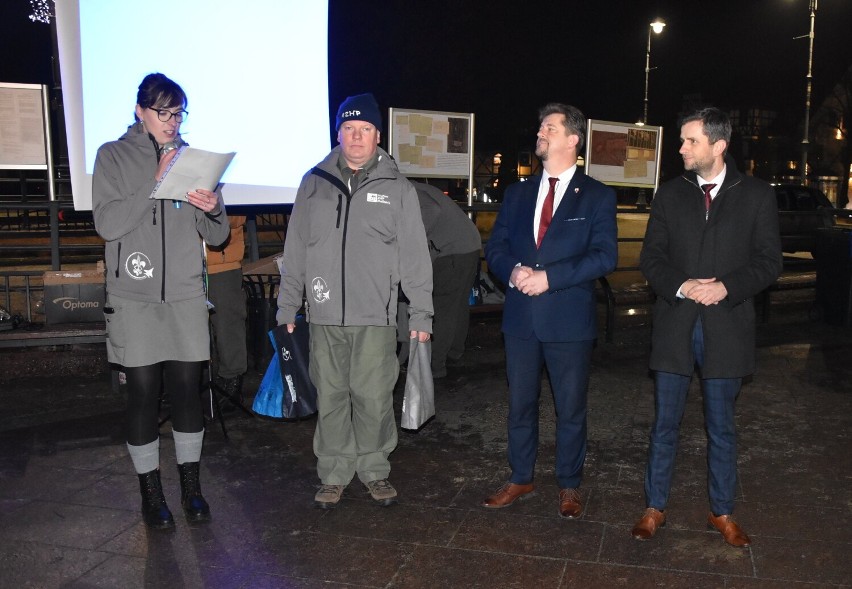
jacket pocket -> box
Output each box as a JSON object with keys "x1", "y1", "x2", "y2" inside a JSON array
[{"x1": 104, "y1": 296, "x2": 126, "y2": 356}]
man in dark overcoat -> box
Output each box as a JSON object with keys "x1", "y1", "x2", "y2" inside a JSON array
[{"x1": 632, "y1": 107, "x2": 782, "y2": 547}]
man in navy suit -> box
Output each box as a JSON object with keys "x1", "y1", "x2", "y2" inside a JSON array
[{"x1": 483, "y1": 103, "x2": 617, "y2": 518}]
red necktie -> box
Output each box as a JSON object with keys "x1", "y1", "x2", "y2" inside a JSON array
[
  {"x1": 537, "y1": 177, "x2": 558, "y2": 248},
  {"x1": 701, "y1": 183, "x2": 716, "y2": 218}
]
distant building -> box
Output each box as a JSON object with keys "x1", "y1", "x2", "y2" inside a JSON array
[{"x1": 810, "y1": 65, "x2": 851, "y2": 205}]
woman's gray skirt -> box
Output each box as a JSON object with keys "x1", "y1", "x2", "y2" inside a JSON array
[{"x1": 105, "y1": 293, "x2": 211, "y2": 367}]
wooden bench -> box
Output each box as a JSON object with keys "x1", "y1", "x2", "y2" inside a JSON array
[
  {"x1": 598, "y1": 269, "x2": 819, "y2": 342},
  {"x1": 464, "y1": 277, "x2": 651, "y2": 343},
  {"x1": 464, "y1": 277, "x2": 652, "y2": 342},
  {"x1": 755, "y1": 270, "x2": 817, "y2": 322},
  {"x1": 0, "y1": 322, "x2": 119, "y2": 392},
  {"x1": 596, "y1": 276, "x2": 654, "y2": 343},
  {"x1": 469, "y1": 303, "x2": 504, "y2": 315},
  {"x1": 0, "y1": 321, "x2": 107, "y2": 348},
  {"x1": 0, "y1": 272, "x2": 815, "y2": 356}
]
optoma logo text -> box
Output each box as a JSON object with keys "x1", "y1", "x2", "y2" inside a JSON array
[{"x1": 52, "y1": 297, "x2": 100, "y2": 311}]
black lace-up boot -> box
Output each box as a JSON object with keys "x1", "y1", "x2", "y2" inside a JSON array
[
  {"x1": 138, "y1": 469, "x2": 175, "y2": 529},
  {"x1": 178, "y1": 462, "x2": 211, "y2": 522}
]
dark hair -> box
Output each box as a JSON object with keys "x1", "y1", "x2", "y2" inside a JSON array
[
  {"x1": 134, "y1": 73, "x2": 187, "y2": 121},
  {"x1": 538, "y1": 103, "x2": 586, "y2": 151},
  {"x1": 678, "y1": 106, "x2": 731, "y2": 144}
]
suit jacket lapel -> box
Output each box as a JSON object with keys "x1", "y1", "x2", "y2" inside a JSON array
[
  {"x1": 553, "y1": 170, "x2": 585, "y2": 220},
  {"x1": 545, "y1": 169, "x2": 586, "y2": 230},
  {"x1": 521, "y1": 176, "x2": 542, "y2": 247}
]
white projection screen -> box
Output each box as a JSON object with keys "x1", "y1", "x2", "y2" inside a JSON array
[{"x1": 55, "y1": 0, "x2": 330, "y2": 210}]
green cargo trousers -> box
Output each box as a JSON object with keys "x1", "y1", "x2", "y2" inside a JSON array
[{"x1": 308, "y1": 324, "x2": 400, "y2": 485}]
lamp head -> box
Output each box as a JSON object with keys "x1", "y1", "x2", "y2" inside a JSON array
[{"x1": 650, "y1": 20, "x2": 666, "y2": 34}]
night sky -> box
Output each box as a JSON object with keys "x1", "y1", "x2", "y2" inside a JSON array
[{"x1": 3, "y1": 0, "x2": 852, "y2": 180}]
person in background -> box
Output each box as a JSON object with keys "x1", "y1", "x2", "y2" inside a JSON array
[
  {"x1": 276, "y1": 93, "x2": 433, "y2": 509},
  {"x1": 92, "y1": 73, "x2": 229, "y2": 529},
  {"x1": 632, "y1": 106, "x2": 782, "y2": 547},
  {"x1": 206, "y1": 214, "x2": 248, "y2": 410},
  {"x1": 410, "y1": 181, "x2": 481, "y2": 378},
  {"x1": 482, "y1": 103, "x2": 617, "y2": 519}
]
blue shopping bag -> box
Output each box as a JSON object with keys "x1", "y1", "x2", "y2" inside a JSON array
[
  {"x1": 252, "y1": 352, "x2": 285, "y2": 418},
  {"x1": 252, "y1": 316, "x2": 317, "y2": 419}
]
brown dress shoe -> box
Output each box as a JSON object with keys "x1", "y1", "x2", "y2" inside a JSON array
[
  {"x1": 708, "y1": 513, "x2": 751, "y2": 547},
  {"x1": 558, "y1": 488, "x2": 584, "y2": 519},
  {"x1": 481, "y1": 482, "x2": 534, "y2": 508},
  {"x1": 632, "y1": 508, "x2": 666, "y2": 540}
]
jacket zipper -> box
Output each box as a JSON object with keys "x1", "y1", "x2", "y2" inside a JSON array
[
  {"x1": 340, "y1": 189, "x2": 353, "y2": 325},
  {"x1": 385, "y1": 276, "x2": 392, "y2": 325},
  {"x1": 160, "y1": 200, "x2": 166, "y2": 302},
  {"x1": 687, "y1": 177, "x2": 742, "y2": 220},
  {"x1": 152, "y1": 137, "x2": 166, "y2": 302},
  {"x1": 309, "y1": 166, "x2": 383, "y2": 327}
]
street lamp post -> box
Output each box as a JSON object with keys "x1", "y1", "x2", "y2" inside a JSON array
[
  {"x1": 642, "y1": 19, "x2": 666, "y2": 125},
  {"x1": 798, "y1": 0, "x2": 817, "y2": 185}
]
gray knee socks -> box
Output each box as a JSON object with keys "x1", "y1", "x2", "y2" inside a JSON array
[
  {"x1": 173, "y1": 430, "x2": 204, "y2": 465},
  {"x1": 127, "y1": 439, "x2": 159, "y2": 474},
  {"x1": 127, "y1": 430, "x2": 204, "y2": 473}
]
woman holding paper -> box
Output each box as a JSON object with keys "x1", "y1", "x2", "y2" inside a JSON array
[{"x1": 92, "y1": 73, "x2": 230, "y2": 529}]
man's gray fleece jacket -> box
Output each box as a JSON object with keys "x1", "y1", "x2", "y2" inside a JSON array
[
  {"x1": 92, "y1": 122, "x2": 229, "y2": 303},
  {"x1": 277, "y1": 146, "x2": 433, "y2": 332}
]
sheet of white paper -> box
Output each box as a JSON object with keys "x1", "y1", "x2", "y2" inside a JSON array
[{"x1": 150, "y1": 147, "x2": 236, "y2": 202}]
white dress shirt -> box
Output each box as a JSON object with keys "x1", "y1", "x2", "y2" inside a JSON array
[
  {"x1": 697, "y1": 166, "x2": 727, "y2": 203},
  {"x1": 533, "y1": 165, "x2": 577, "y2": 240}
]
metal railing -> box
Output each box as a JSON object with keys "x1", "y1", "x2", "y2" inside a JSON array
[
  {"x1": 1, "y1": 270, "x2": 44, "y2": 323},
  {"x1": 0, "y1": 202, "x2": 102, "y2": 269}
]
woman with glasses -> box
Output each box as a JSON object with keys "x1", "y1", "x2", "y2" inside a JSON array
[{"x1": 92, "y1": 73, "x2": 229, "y2": 529}]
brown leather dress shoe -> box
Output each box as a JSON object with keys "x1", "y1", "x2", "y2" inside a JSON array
[
  {"x1": 558, "y1": 488, "x2": 583, "y2": 519},
  {"x1": 708, "y1": 513, "x2": 751, "y2": 547},
  {"x1": 632, "y1": 507, "x2": 666, "y2": 540},
  {"x1": 481, "y1": 482, "x2": 534, "y2": 508}
]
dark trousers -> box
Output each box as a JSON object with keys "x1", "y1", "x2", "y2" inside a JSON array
[
  {"x1": 208, "y1": 268, "x2": 248, "y2": 379},
  {"x1": 644, "y1": 317, "x2": 742, "y2": 515},
  {"x1": 431, "y1": 250, "x2": 480, "y2": 374},
  {"x1": 504, "y1": 334, "x2": 593, "y2": 489}
]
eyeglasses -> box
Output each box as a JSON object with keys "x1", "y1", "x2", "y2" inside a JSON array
[{"x1": 148, "y1": 107, "x2": 188, "y2": 123}]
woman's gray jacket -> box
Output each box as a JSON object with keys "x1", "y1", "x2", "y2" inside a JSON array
[{"x1": 92, "y1": 122, "x2": 229, "y2": 303}]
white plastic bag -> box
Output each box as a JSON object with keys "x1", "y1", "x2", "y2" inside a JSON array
[{"x1": 400, "y1": 339, "x2": 435, "y2": 430}]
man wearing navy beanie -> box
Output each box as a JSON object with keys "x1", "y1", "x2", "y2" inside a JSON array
[
  {"x1": 335, "y1": 93, "x2": 383, "y2": 133},
  {"x1": 277, "y1": 93, "x2": 433, "y2": 510}
]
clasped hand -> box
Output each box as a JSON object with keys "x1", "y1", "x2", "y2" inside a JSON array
[
  {"x1": 681, "y1": 277, "x2": 727, "y2": 305},
  {"x1": 512, "y1": 265, "x2": 549, "y2": 297}
]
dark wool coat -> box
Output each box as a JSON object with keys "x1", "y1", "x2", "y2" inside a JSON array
[{"x1": 640, "y1": 156, "x2": 783, "y2": 378}]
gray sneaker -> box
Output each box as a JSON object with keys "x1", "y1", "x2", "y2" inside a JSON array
[
  {"x1": 314, "y1": 484, "x2": 344, "y2": 509},
  {"x1": 365, "y1": 479, "x2": 398, "y2": 506}
]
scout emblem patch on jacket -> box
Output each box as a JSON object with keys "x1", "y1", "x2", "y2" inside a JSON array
[
  {"x1": 311, "y1": 277, "x2": 330, "y2": 303},
  {"x1": 125, "y1": 252, "x2": 154, "y2": 280}
]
